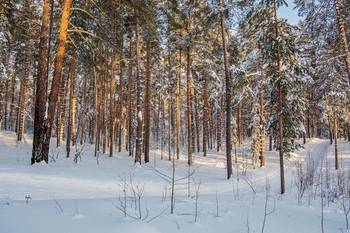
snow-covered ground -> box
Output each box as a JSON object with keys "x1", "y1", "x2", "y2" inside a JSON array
[{"x1": 0, "y1": 131, "x2": 349, "y2": 233}]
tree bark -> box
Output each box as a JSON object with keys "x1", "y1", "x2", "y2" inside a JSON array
[
  {"x1": 34, "y1": 0, "x2": 72, "y2": 164},
  {"x1": 118, "y1": 40, "x2": 124, "y2": 153},
  {"x1": 194, "y1": 88, "x2": 200, "y2": 153},
  {"x1": 110, "y1": 55, "x2": 116, "y2": 157},
  {"x1": 186, "y1": 46, "x2": 193, "y2": 166},
  {"x1": 66, "y1": 56, "x2": 76, "y2": 158},
  {"x1": 274, "y1": 0, "x2": 285, "y2": 194},
  {"x1": 333, "y1": 107, "x2": 339, "y2": 170},
  {"x1": 203, "y1": 76, "x2": 209, "y2": 157},
  {"x1": 219, "y1": 0, "x2": 232, "y2": 179},
  {"x1": 176, "y1": 50, "x2": 182, "y2": 160},
  {"x1": 144, "y1": 40, "x2": 152, "y2": 163},
  {"x1": 17, "y1": 15, "x2": 32, "y2": 141},
  {"x1": 127, "y1": 36, "x2": 134, "y2": 156},
  {"x1": 31, "y1": 0, "x2": 50, "y2": 164},
  {"x1": 80, "y1": 70, "x2": 88, "y2": 145},
  {"x1": 260, "y1": 67, "x2": 265, "y2": 167},
  {"x1": 57, "y1": 75, "x2": 68, "y2": 147},
  {"x1": 135, "y1": 12, "x2": 143, "y2": 164}
]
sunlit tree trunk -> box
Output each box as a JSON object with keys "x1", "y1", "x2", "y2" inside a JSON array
[
  {"x1": 32, "y1": 0, "x2": 71, "y2": 164},
  {"x1": 31, "y1": 0, "x2": 50, "y2": 164},
  {"x1": 80, "y1": 70, "x2": 88, "y2": 145},
  {"x1": 66, "y1": 56, "x2": 76, "y2": 158},
  {"x1": 57, "y1": 75, "x2": 68, "y2": 147}
]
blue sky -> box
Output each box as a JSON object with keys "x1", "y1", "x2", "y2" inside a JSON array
[{"x1": 278, "y1": 1, "x2": 301, "y2": 25}]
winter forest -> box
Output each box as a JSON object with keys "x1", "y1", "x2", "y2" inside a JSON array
[{"x1": 1, "y1": 0, "x2": 350, "y2": 232}]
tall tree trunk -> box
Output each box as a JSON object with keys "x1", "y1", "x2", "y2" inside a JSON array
[
  {"x1": 17, "y1": 19, "x2": 32, "y2": 141},
  {"x1": 110, "y1": 55, "x2": 116, "y2": 157},
  {"x1": 135, "y1": 12, "x2": 143, "y2": 164},
  {"x1": 8, "y1": 70, "x2": 16, "y2": 131},
  {"x1": 334, "y1": 0, "x2": 350, "y2": 83},
  {"x1": 237, "y1": 102, "x2": 242, "y2": 146},
  {"x1": 127, "y1": 35, "x2": 133, "y2": 155},
  {"x1": 57, "y1": 75, "x2": 68, "y2": 147},
  {"x1": 3, "y1": 55, "x2": 10, "y2": 130},
  {"x1": 168, "y1": 51, "x2": 173, "y2": 161},
  {"x1": 93, "y1": 65, "x2": 99, "y2": 156},
  {"x1": 160, "y1": 98, "x2": 165, "y2": 160},
  {"x1": 33, "y1": 0, "x2": 72, "y2": 164},
  {"x1": 209, "y1": 102, "x2": 214, "y2": 149},
  {"x1": 203, "y1": 76, "x2": 208, "y2": 156},
  {"x1": 274, "y1": 0, "x2": 285, "y2": 194},
  {"x1": 144, "y1": 41, "x2": 152, "y2": 163},
  {"x1": 217, "y1": 98, "x2": 223, "y2": 151},
  {"x1": 176, "y1": 50, "x2": 182, "y2": 160},
  {"x1": 31, "y1": 0, "x2": 50, "y2": 164},
  {"x1": 118, "y1": 40, "x2": 124, "y2": 153},
  {"x1": 219, "y1": 0, "x2": 232, "y2": 179},
  {"x1": 186, "y1": 46, "x2": 193, "y2": 166},
  {"x1": 260, "y1": 68, "x2": 265, "y2": 167},
  {"x1": 194, "y1": 88, "x2": 200, "y2": 153},
  {"x1": 326, "y1": 96, "x2": 333, "y2": 145},
  {"x1": 66, "y1": 56, "x2": 76, "y2": 158},
  {"x1": 80, "y1": 70, "x2": 88, "y2": 145},
  {"x1": 333, "y1": 107, "x2": 339, "y2": 170},
  {"x1": 102, "y1": 59, "x2": 108, "y2": 154},
  {"x1": 269, "y1": 99, "x2": 273, "y2": 151}
]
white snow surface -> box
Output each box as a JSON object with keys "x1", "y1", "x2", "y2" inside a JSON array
[{"x1": 0, "y1": 131, "x2": 348, "y2": 233}]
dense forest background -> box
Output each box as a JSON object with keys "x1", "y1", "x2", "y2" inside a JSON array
[{"x1": 1, "y1": 0, "x2": 350, "y2": 193}]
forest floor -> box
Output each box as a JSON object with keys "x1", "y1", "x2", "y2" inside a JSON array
[{"x1": 0, "y1": 131, "x2": 349, "y2": 233}]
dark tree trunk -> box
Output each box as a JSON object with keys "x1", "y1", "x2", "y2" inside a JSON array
[
  {"x1": 176, "y1": 50, "x2": 182, "y2": 160},
  {"x1": 144, "y1": 41, "x2": 152, "y2": 163},
  {"x1": 127, "y1": 35, "x2": 134, "y2": 155},
  {"x1": 194, "y1": 88, "x2": 200, "y2": 153},
  {"x1": 186, "y1": 46, "x2": 193, "y2": 166},
  {"x1": 219, "y1": 0, "x2": 232, "y2": 179},
  {"x1": 80, "y1": 70, "x2": 88, "y2": 145},
  {"x1": 110, "y1": 55, "x2": 116, "y2": 157},
  {"x1": 274, "y1": 0, "x2": 285, "y2": 194},
  {"x1": 203, "y1": 76, "x2": 209, "y2": 157},
  {"x1": 118, "y1": 40, "x2": 124, "y2": 153},
  {"x1": 31, "y1": 0, "x2": 50, "y2": 164},
  {"x1": 334, "y1": 107, "x2": 339, "y2": 170}
]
